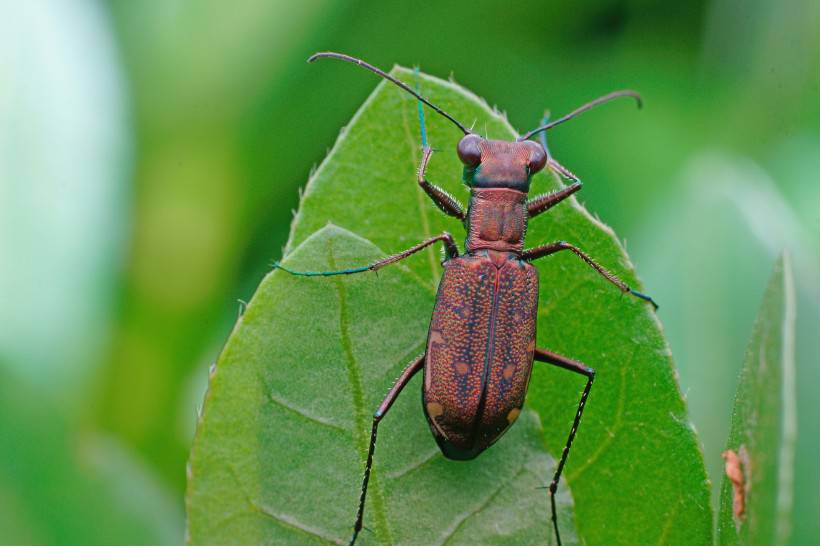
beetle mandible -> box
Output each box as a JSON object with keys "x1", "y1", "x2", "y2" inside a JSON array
[{"x1": 274, "y1": 52, "x2": 657, "y2": 546}]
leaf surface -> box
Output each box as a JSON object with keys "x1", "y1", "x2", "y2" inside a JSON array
[
  {"x1": 187, "y1": 226, "x2": 574, "y2": 545},
  {"x1": 718, "y1": 253, "x2": 796, "y2": 545},
  {"x1": 188, "y1": 67, "x2": 711, "y2": 545}
]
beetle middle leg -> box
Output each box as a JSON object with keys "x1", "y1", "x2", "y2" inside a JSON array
[
  {"x1": 350, "y1": 353, "x2": 425, "y2": 545},
  {"x1": 533, "y1": 347, "x2": 595, "y2": 546},
  {"x1": 522, "y1": 241, "x2": 658, "y2": 309},
  {"x1": 273, "y1": 232, "x2": 459, "y2": 277}
]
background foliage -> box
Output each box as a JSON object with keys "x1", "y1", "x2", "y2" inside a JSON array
[
  {"x1": 2, "y1": 0, "x2": 819, "y2": 544},
  {"x1": 718, "y1": 254, "x2": 796, "y2": 545}
]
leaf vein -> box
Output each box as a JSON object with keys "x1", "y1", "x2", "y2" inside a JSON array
[
  {"x1": 331, "y1": 243, "x2": 393, "y2": 544},
  {"x1": 566, "y1": 344, "x2": 633, "y2": 483},
  {"x1": 267, "y1": 391, "x2": 349, "y2": 434},
  {"x1": 386, "y1": 447, "x2": 440, "y2": 480},
  {"x1": 437, "y1": 459, "x2": 531, "y2": 546},
  {"x1": 251, "y1": 503, "x2": 345, "y2": 545}
]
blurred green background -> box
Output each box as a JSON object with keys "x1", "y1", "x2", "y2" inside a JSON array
[{"x1": 1, "y1": 0, "x2": 818, "y2": 544}]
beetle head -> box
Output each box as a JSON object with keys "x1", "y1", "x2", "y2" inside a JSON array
[{"x1": 458, "y1": 134, "x2": 546, "y2": 192}]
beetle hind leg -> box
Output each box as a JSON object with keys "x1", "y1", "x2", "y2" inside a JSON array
[
  {"x1": 533, "y1": 347, "x2": 596, "y2": 546},
  {"x1": 349, "y1": 353, "x2": 425, "y2": 545}
]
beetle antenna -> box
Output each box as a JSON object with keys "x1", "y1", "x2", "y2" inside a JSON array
[
  {"x1": 414, "y1": 66, "x2": 429, "y2": 148},
  {"x1": 517, "y1": 90, "x2": 642, "y2": 142},
  {"x1": 309, "y1": 52, "x2": 471, "y2": 135}
]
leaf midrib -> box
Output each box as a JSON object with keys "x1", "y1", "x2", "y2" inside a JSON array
[{"x1": 330, "y1": 242, "x2": 393, "y2": 544}]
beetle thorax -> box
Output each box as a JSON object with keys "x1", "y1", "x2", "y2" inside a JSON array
[{"x1": 465, "y1": 188, "x2": 527, "y2": 254}]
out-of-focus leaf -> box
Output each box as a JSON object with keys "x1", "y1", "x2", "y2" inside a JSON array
[
  {"x1": 0, "y1": 0, "x2": 129, "y2": 399},
  {"x1": 188, "y1": 67, "x2": 710, "y2": 544},
  {"x1": 717, "y1": 254, "x2": 796, "y2": 545},
  {"x1": 99, "y1": 0, "x2": 341, "y2": 490},
  {"x1": 0, "y1": 370, "x2": 181, "y2": 546},
  {"x1": 631, "y1": 154, "x2": 820, "y2": 542},
  {"x1": 767, "y1": 135, "x2": 820, "y2": 545}
]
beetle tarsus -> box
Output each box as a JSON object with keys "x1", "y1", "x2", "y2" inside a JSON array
[
  {"x1": 629, "y1": 288, "x2": 659, "y2": 310},
  {"x1": 550, "y1": 491, "x2": 563, "y2": 546}
]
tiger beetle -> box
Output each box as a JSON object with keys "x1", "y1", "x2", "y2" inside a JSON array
[{"x1": 274, "y1": 51, "x2": 657, "y2": 546}]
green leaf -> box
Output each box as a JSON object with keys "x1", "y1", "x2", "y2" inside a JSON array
[
  {"x1": 188, "y1": 67, "x2": 711, "y2": 544},
  {"x1": 718, "y1": 253, "x2": 796, "y2": 545},
  {"x1": 0, "y1": 370, "x2": 181, "y2": 546},
  {"x1": 187, "y1": 226, "x2": 576, "y2": 545}
]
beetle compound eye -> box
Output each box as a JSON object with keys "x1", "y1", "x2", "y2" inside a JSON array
[
  {"x1": 523, "y1": 140, "x2": 547, "y2": 174},
  {"x1": 457, "y1": 134, "x2": 482, "y2": 167}
]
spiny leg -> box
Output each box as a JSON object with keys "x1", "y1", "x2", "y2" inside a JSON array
[
  {"x1": 273, "y1": 232, "x2": 458, "y2": 277},
  {"x1": 533, "y1": 348, "x2": 595, "y2": 546},
  {"x1": 538, "y1": 112, "x2": 581, "y2": 184},
  {"x1": 414, "y1": 69, "x2": 466, "y2": 221},
  {"x1": 521, "y1": 240, "x2": 658, "y2": 309},
  {"x1": 527, "y1": 182, "x2": 582, "y2": 218},
  {"x1": 350, "y1": 353, "x2": 425, "y2": 545},
  {"x1": 417, "y1": 148, "x2": 465, "y2": 220},
  {"x1": 526, "y1": 113, "x2": 582, "y2": 218}
]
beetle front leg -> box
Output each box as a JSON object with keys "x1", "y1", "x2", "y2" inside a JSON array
[
  {"x1": 350, "y1": 353, "x2": 425, "y2": 545},
  {"x1": 537, "y1": 112, "x2": 582, "y2": 185},
  {"x1": 533, "y1": 347, "x2": 595, "y2": 546},
  {"x1": 527, "y1": 183, "x2": 582, "y2": 218},
  {"x1": 418, "y1": 147, "x2": 466, "y2": 221},
  {"x1": 521, "y1": 241, "x2": 658, "y2": 309}
]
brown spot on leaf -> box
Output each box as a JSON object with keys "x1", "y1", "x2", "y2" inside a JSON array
[{"x1": 722, "y1": 448, "x2": 746, "y2": 523}]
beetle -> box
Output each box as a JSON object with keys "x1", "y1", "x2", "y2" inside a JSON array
[{"x1": 274, "y1": 52, "x2": 657, "y2": 545}]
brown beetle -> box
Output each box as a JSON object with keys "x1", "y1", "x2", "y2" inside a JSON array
[{"x1": 275, "y1": 52, "x2": 656, "y2": 546}]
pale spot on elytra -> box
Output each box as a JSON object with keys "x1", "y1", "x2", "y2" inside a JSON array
[
  {"x1": 503, "y1": 365, "x2": 515, "y2": 379},
  {"x1": 455, "y1": 362, "x2": 469, "y2": 375},
  {"x1": 427, "y1": 402, "x2": 443, "y2": 418},
  {"x1": 429, "y1": 330, "x2": 444, "y2": 345},
  {"x1": 506, "y1": 408, "x2": 520, "y2": 424}
]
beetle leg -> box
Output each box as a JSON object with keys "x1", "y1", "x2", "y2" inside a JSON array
[
  {"x1": 350, "y1": 353, "x2": 426, "y2": 545},
  {"x1": 418, "y1": 147, "x2": 466, "y2": 221},
  {"x1": 521, "y1": 241, "x2": 658, "y2": 309},
  {"x1": 533, "y1": 348, "x2": 595, "y2": 546},
  {"x1": 536, "y1": 111, "x2": 582, "y2": 186},
  {"x1": 413, "y1": 70, "x2": 465, "y2": 222},
  {"x1": 527, "y1": 182, "x2": 582, "y2": 218},
  {"x1": 273, "y1": 232, "x2": 459, "y2": 277}
]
